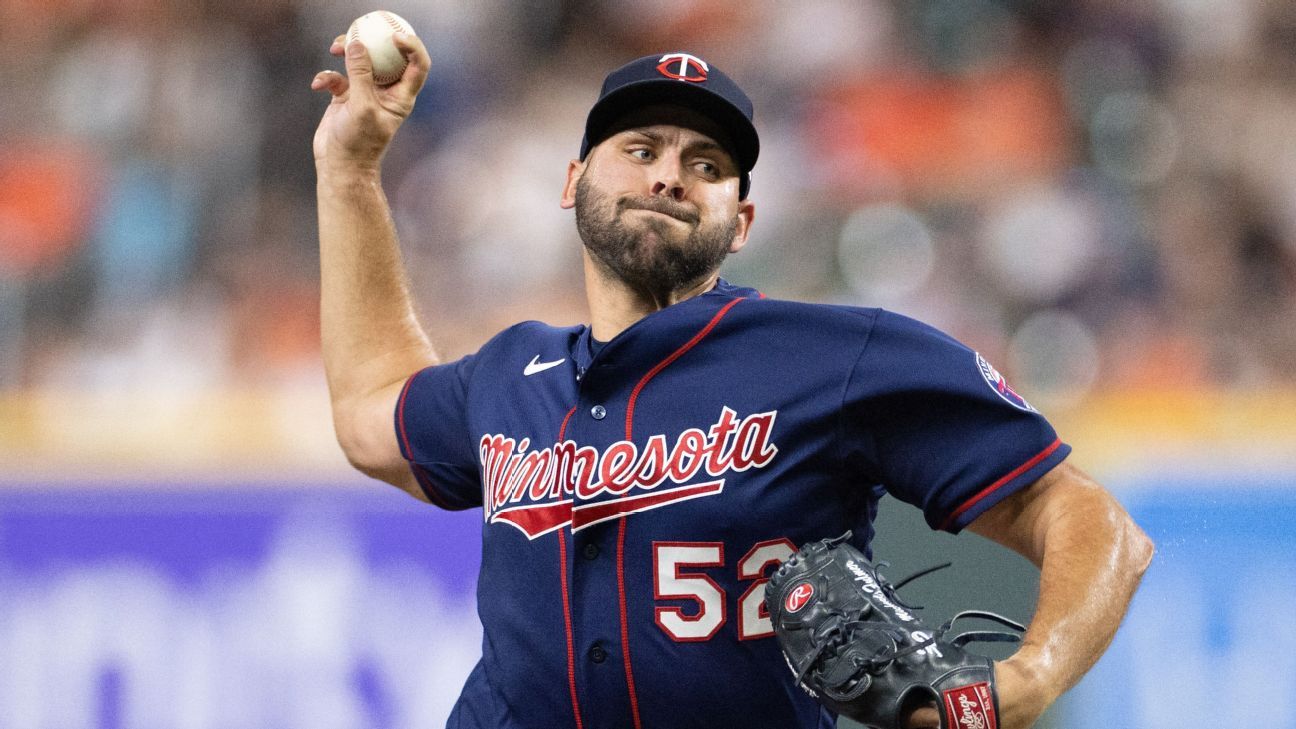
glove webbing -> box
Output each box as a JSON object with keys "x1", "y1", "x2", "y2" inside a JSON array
[{"x1": 797, "y1": 561, "x2": 1026, "y2": 688}]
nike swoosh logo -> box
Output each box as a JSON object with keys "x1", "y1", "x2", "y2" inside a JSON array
[{"x1": 524, "y1": 355, "x2": 566, "y2": 376}]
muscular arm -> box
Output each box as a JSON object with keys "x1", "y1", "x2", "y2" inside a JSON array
[
  {"x1": 312, "y1": 32, "x2": 436, "y2": 498},
  {"x1": 970, "y1": 460, "x2": 1155, "y2": 728}
]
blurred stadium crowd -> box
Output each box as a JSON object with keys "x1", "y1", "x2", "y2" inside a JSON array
[{"x1": 2, "y1": 0, "x2": 1294, "y2": 412}]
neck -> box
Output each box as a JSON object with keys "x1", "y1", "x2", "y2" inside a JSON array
[{"x1": 582, "y1": 253, "x2": 718, "y2": 341}]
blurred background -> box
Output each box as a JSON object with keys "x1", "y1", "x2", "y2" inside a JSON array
[{"x1": 0, "y1": 0, "x2": 1293, "y2": 727}]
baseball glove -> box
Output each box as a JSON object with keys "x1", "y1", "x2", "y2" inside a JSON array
[{"x1": 765, "y1": 532, "x2": 1025, "y2": 729}]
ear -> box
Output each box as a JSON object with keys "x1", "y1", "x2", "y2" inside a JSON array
[
  {"x1": 560, "y1": 159, "x2": 584, "y2": 210},
  {"x1": 728, "y1": 199, "x2": 756, "y2": 254}
]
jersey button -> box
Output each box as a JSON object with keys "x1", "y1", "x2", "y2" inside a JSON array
[
  {"x1": 589, "y1": 643, "x2": 607, "y2": 663},
  {"x1": 590, "y1": 405, "x2": 607, "y2": 420},
  {"x1": 582, "y1": 543, "x2": 600, "y2": 560}
]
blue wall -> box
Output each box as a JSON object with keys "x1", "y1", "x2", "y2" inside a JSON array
[
  {"x1": 2, "y1": 476, "x2": 1292, "y2": 728},
  {"x1": 0, "y1": 483, "x2": 483, "y2": 729},
  {"x1": 1067, "y1": 477, "x2": 1296, "y2": 729}
]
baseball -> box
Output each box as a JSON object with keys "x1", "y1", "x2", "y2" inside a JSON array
[{"x1": 346, "y1": 11, "x2": 416, "y2": 86}]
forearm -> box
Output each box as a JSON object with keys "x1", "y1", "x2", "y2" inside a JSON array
[
  {"x1": 308, "y1": 30, "x2": 437, "y2": 494},
  {"x1": 972, "y1": 463, "x2": 1154, "y2": 726},
  {"x1": 1022, "y1": 487, "x2": 1149, "y2": 684},
  {"x1": 318, "y1": 163, "x2": 436, "y2": 395},
  {"x1": 317, "y1": 163, "x2": 436, "y2": 455}
]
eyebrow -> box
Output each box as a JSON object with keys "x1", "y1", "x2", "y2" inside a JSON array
[{"x1": 622, "y1": 130, "x2": 735, "y2": 165}]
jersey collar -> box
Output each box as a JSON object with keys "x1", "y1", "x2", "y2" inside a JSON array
[{"x1": 570, "y1": 278, "x2": 762, "y2": 376}]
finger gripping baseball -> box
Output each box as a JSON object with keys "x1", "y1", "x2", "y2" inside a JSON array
[
  {"x1": 347, "y1": 11, "x2": 415, "y2": 86},
  {"x1": 766, "y1": 533, "x2": 1024, "y2": 729}
]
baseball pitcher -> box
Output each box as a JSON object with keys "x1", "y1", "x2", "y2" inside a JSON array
[{"x1": 312, "y1": 33, "x2": 1153, "y2": 729}]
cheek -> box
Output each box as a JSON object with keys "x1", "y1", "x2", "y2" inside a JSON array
[
  {"x1": 597, "y1": 160, "x2": 650, "y2": 192},
  {"x1": 699, "y1": 194, "x2": 739, "y2": 225},
  {"x1": 697, "y1": 177, "x2": 740, "y2": 208}
]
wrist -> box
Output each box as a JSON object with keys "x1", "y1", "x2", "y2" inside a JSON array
[
  {"x1": 994, "y1": 651, "x2": 1059, "y2": 728},
  {"x1": 1004, "y1": 644, "x2": 1066, "y2": 699},
  {"x1": 315, "y1": 158, "x2": 384, "y2": 187},
  {"x1": 315, "y1": 153, "x2": 384, "y2": 179}
]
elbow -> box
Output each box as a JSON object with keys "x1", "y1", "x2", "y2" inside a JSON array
[
  {"x1": 332, "y1": 403, "x2": 400, "y2": 475},
  {"x1": 336, "y1": 431, "x2": 393, "y2": 477},
  {"x1": 326, "y1": 386, "x2": 428, "y2": 501},
  {"x1": 1124, "y1": 517, "x2": 1155, "y2": 578},
  {"x1": 340, "y1": 442, "x2": 388, "y2": 477},
  {"x1": 1134, "y1": 530, "x2": 1155, "y2": 574},
  {"x1": 334, "y1": 415, "x2": 423, "y2": 497}
]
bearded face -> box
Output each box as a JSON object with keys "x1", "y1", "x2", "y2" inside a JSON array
[{"x1": 574, "y1": 171, "x2": 739, "y2": 296}]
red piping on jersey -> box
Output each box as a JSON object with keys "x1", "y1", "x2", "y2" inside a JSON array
[
  {"x1": 558, "y1": 405, "x2": 577, "y2": 443},
  {"x1": 624, "y1": 296, "x2": 745, "y2": 439},
  {"x1": 409, "y1": 463, "x2": 452, "y2": 509},
  {"x1": 558, "y1": 529, "x2": 584, "y2": 729},
  {"x1": 396, "y1": 371, "x2": 453, "y2": 508},
  {"x1": 396, "y1": 372, "x2": 418, "y2": 459},
  {"x1": 556, "y1": 406, "x2": 583, "y2": 729},
  {"x1": 616, "y1": 295, "x2": 744, "y2": 729},
  {"x1": 939, "y1": 438, "x2": 1063, "y2": 531},
  {"x1": 616, "y1": 517, "x2": 643, "y2": 729}
]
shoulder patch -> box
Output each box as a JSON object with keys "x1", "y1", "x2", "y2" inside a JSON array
[{"x1": 975, "y1": 352, "x2": 1037, "y2": 413}]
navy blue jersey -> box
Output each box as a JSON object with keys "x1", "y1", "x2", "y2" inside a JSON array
[{"x1": 396, "y1": 280, "x2": 1069, "y2": 729}]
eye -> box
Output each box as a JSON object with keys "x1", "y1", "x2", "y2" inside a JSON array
[
  {"x1": 629, "y1": 148, "x2": 654, "y2": 161},
  {"x1": 694, "y1": 160, "x2": 720, "y2": 178}
]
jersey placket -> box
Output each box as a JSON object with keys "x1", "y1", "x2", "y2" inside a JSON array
[
  {"x1": 561, "y1": 353, "x2": 641, "y2": 729},
  {"x1": 558, "y1": 293, "x2": 750, "y2": 729}
]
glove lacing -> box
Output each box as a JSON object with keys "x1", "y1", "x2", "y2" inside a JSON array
[{"x1": 798, "y1": 559, "x2": 1026, "y2": 689}]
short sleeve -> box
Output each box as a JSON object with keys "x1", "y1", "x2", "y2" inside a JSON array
[
  {"x1": 394, "y1": 356, "x2": 483, "y2": 510},
  {"x1": 842, "y1": 310, "x2": 1070, "y2": 532}
]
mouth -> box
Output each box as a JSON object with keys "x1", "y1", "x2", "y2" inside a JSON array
[
  {"x1": 620, "y1": 199, "x2": 698, "y2": 225},
  {"x1": 628, "y1": 208, "x2": 689, "y2": 224}
]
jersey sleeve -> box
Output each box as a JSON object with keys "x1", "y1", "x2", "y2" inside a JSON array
[
  {"x1": 841, "y1": 310, "x2": 1070, "y2": 533},
  {"x1": 394, "y1": 356, "x2": 483, "y2": 510}
]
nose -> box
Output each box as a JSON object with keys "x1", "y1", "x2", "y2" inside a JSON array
[{"x1": 649, "y1": 159, "x2": 686, "y2": 201}]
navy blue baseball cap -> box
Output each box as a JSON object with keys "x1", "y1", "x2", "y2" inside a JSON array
[{"x1": 579, "y1": 52, "x2": 759, "y2": 199}]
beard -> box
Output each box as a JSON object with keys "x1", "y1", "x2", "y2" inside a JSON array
[{"x1": 574, "y1": 174, "x2": 738, "y2": 297}]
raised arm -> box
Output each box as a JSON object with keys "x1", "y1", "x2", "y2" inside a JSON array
[
  {"x1": 970, "y1": 460, "x2": 1154, "y2": 728},
  {"x1": 312, "y1": 31, "x2": 435, "y2": 498}
]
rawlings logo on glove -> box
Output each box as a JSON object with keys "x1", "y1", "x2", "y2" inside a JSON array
[{"x1": 765, "y1": 533, "x2": 1025, "y2": 729}]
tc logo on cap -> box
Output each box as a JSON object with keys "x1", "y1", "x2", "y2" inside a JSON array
[{"x1": 656, "y1": 53, "x2": 709, "y2": 82}]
